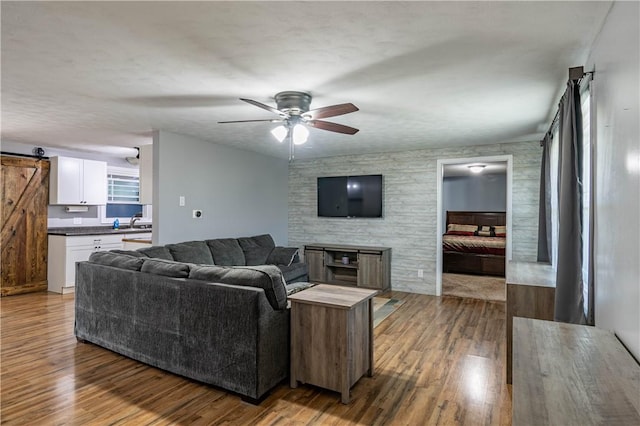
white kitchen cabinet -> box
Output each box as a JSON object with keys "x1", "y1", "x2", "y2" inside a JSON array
[
  {"x1": 49, "y1": 156, "x2": 107, "y2": 205},
  {"x1": 48, "y1": 234, "x2": 123, "y2": 294}
]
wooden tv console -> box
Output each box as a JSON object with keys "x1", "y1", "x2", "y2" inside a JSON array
[{"x1": 304, "y1": 243, "x2": 391, "y2": 291}]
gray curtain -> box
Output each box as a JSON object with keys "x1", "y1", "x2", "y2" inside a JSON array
[
  {"x1": 554, "y1": 81, "x2": 585, "y2": 324},
  {"x1": 537, "y1": 133, "x2": 552, "y2": 263}
]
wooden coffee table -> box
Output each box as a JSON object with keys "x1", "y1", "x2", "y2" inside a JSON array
[{"x1": 289, "y1": 284, "x2": 378, "y2": 403}]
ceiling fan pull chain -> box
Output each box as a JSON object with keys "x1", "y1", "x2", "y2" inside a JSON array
[{"x1": 289, "y1": 132, "x2": 295, "y2": 162}]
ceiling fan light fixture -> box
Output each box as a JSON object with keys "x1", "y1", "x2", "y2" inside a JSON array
[
  {"x1": 292, "y1": 124, "x2": 309, "y2": 145},
  {"x1": 468, "y1": 164, "x2": 486, "y2": 174},
  {"x1": 271, "y1": 125, "x2": 288, "y2": 143}
]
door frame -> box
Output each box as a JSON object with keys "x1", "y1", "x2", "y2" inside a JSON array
[{"x1": 435, "y1": 154, "x2": 513, "y2": 296}]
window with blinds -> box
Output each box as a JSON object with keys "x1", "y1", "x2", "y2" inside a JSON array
[
  {"x1": 104, "y1": 167, "x2": 144, "y2": 221},
  {"x1": 107, "y1": 172, "x2": 140, "y2": 203}
]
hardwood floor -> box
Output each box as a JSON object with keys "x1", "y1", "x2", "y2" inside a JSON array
[
  {"x1": 0, "y1": 291, "x2": 512, "y2": 425},
  {"x1": 442, "y1": 273, "x2": 506, "y2": 302}
]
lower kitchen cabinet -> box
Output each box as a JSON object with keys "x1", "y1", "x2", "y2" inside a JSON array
[{"x1": 47, "y1": 234, "x2": 123, "y2": 294}]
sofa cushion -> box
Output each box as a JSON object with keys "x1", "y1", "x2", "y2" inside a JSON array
[
  {"x1": 189, "y1": 264, "x2": 287, "y2": 310},
  {"x1": 89, "y1": 251, "x2": 144, "y2": 271},
  {"x1": 110, "y1": 249, "x2": 148, "y2": 258},
  {"x1": 243, "y1": 246, "x2": 274, "y2": 266},
  {"x1": 238, "y1": 234, "x2": 276, "y2": 250},
  {"x1": 137, "y1": 245, "x2": 174, "y2": 260},
  {"x1": 166, "y1": 241, "x2": 214, "y2": 265},
  {"x1": 141, "y1": 258, "x2": 191, "y2": 278},
  {"x1": 277, "y1": 262, "x2": 309, "y2": 283},
  {"x1": 266, "y1": 247, "x2": 299, "y2": 266},
  {"x1": 205, "y1": 238, "x2": 246, "y2": 266},
  {"x1": 238, "y1": 234, "x2": 277, "y2": 266}
]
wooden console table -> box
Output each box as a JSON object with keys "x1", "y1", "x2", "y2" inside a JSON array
[
  {"x1": 304, "y1": 243, "x2": 391, "y2": 291},
  {"x1": 506, "y1": 261, "x2": 555, "y2": 383},
  {"x1": 289, "y1": 284, "x2": 378, "y2": 403},
  {"x1": 513, "y1": 318, "x2": 640, "y2": 425}
]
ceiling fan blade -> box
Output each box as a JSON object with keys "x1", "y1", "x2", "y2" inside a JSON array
[
  {"x1": 307, "y1": 120, "x2": 359, "y2": 135},
  {"x1": 240, "y1": 98, "x2": 288, "y2": 117},
  {"x1": 304, "y1": 103, "x2": 359, "y2": 120},
  {"x1": 218, "y1": 119, "x2": 282, "y2": 124}
]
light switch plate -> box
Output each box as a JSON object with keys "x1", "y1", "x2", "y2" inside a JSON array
[
  {"x1": 73, "y1": 217, "x2": 82, "y2": 225},
  {"x1": 179, "y1": 196, "x2": 185, "y2": 206}
]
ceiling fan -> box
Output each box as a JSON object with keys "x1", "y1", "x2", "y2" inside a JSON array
[{"x1": 218, "y1": 91, "x2": 359, "y2": 160}]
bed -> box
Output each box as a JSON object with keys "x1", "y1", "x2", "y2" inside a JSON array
[{"x1": 442, "y1": 211, "x2": 506, "y2": 277}]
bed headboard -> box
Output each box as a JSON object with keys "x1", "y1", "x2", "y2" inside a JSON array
[{"x1": 446, "y1": 211, "x2": 506, "y2": 227}]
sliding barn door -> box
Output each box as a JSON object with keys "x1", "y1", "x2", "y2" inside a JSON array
[{"x1": 1, "y1": 156, "x2": 50, "y2": 296}]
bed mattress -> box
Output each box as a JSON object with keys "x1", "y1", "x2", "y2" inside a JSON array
[{"x1": 443, "y1": 234, "x2": 506, "y2": 256}]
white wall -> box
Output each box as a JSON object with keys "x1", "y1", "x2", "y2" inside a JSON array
[
  {"x1": 289, "y1": 140, "x2": 540, "y2": 295},
  {"x1": 586, "y1": 1, "x2": 640, "y2": 360},
  {"x1": 153, "y1": 130, "x2": 289, "y2": 245}
]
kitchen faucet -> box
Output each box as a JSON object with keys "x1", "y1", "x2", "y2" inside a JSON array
[{"x1": 130, "y1": 212, "x2": 143, "y2": 228}]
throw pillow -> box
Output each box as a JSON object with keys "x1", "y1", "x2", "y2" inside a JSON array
[
  {"x1": 493, "y1": 225, "x2": 507, "y2": 237},
  {"x1": 474, "y1": 225, "x2": 493, "y2": 237},
  {"x1": 446, "y1": 224, "x2": 478, "y2": 236}
]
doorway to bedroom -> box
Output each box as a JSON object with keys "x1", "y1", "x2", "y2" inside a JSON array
[{"x1": 435, "y1": 155, "x2": 512, "y2": 301}]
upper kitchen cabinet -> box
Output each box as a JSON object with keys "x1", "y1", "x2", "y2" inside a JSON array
[{"x1": 50, "y1": 156, "x2": 107, "y2": 205}]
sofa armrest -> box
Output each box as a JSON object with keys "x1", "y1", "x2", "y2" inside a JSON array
[{"x1": 266, "y1": 246, "x2": 299, "y2": 266}]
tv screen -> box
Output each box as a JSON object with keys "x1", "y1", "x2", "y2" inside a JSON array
[{"x1": 317, "y1": 175, "x2": 383, "y2": 218}]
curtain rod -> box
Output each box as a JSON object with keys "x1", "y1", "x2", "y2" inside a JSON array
[{"x1": 540, "y1": 67, "x2": 594, "y2": 146}]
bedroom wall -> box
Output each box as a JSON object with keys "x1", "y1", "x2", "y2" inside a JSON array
[
  {"x1": 289, "y1": 140, "x2": 540, "y2": 294},
  {"x1": 585, "y1": 1, "x2": 640, "y2": 360},
  {"x1": 153, "y1": 130, "x2": 289, "y2": 245},
  {"x1": 442, "y1": 173, "x2": 507, "y2": 233}
]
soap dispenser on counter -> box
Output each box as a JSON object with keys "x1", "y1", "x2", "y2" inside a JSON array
[{"x1": 113, "y1": 219, "x2": 119, "y2": 230}]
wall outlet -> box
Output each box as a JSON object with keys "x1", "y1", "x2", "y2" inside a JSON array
[
  {"x1": 417, "y1": 269, "x2": 424, "y2": 278},
  {"x1": 73, "y1": 217, "x2": 82, "y2": 225},
  {"x1": 179, "y1": 196, "x2": 185, "y2": 206},
  {"x1": 192, "y1": 209, "x2": 202, "y2": 218}
]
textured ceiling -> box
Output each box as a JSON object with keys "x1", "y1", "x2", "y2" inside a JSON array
[{"x1": 1, "y1": 1, "x2": 611, "y2": 160}]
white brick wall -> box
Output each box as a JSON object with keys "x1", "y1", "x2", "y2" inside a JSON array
[{"x1": 289, "y1": 140, "x2": 541, "y2": 294}]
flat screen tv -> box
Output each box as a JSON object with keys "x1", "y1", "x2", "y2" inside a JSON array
[{"x1": 317, "y1": 175, "x2": 383, "y2": 218}]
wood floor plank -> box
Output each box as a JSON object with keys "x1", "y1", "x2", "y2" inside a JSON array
[{"x1": 1, "y1": 291, "x2": 511, "y2": 425}]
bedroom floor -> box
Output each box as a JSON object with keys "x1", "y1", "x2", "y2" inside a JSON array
[{"x1": 442, "y1": 272, "x2": 506, "y2": 302}]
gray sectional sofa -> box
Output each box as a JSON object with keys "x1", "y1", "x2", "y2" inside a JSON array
[{"x1": 74, "y1": 234, "x2": 309, "y2": 402}]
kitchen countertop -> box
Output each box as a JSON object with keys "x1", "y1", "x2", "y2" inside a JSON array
[
  {"x1": 48, "y1": 226, "x2": 152, "y2": 236},
  {"x1": 122, "y1": 236, "x2": 153, "y2": 244}
]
